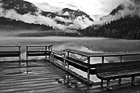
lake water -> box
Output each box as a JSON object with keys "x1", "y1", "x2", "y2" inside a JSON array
[{"x1": 0, "y1": 36, "x2": 140, "y2": 82}]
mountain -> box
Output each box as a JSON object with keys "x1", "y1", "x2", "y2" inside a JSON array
[
  {"x1": 0, "y1": 0, "x2": 39, "y2": 15},
  {"x1": 0, "y1": 16, "x2": 53, "y2": 31},
  {"x1": 79, "y1": 15, "x2": 140, "y2": 39},
  {"x1": 59, "y1": 8, "x2": 93, "y2": 22},
  {"x1": 100, "y1": 1, "x2": 136, "y2": 23},
  {"x1": 39, "y1": 8, "x2": 94, "y2": 29},
  {"x1": 0, "y1": 0, "x2": 94, "y2": 30},
  {"x1": 78, "y1": 2, "x2": 140, "y2": 39},
  {"x1": 110, "y1": 4, "x2": 124, "y2": 15}
]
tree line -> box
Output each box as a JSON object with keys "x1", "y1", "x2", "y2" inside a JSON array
[
  {"x1": 79, "y1": 15, "x2": 140, "y2": 39},
  {"x1": 0, "y1": 17, "x2": 53, "y2": 30}
]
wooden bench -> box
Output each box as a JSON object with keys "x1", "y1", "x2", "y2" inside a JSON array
[
  {"x1": 0, "y1": 45, "x2": 21, "y2": 64},
  {"x1": 95, "y1": 61, "x2": 140, "y2": 90}
]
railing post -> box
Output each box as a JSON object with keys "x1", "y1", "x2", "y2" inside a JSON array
[
  {"x1": 49, "y1": 45, "x2": 53, "y2": 60},
  {"x1": 131, "y1": 76, "x2": 135, "y2": 85},
  {"x1": 26, "y1": 46, "x2": 28, "y2": 67},
  {"x1": 45, "y1": 46, "x2": 47, "y2": 60},
  {"x1": 120, "y1": 55, "x2": 123, "y2": 62},
  {"x1": 67, "y1": 62, "x2": 69, "y2": 70},
  {"x1": 50, "y1": 45, "x2": 53, "y2": 51},
  {"x1": 19, "y1": 46, "x2": 21, "y2": 67},
  {"x1": 101, "y1": 79, "x2": 104, "y2": 87},
  {"x1": 66, "y1": 51, "x2": 70, "y2": 70},
  {"x1": 87, "y1": 57, "x2": 90, "y2": 83},
  {"x1": 118, "y1": 78, "x2": 121, "y2": 85},
  {"x1": 52, "y1": 52, "x2": 55, "y2": 63},
  {"x1": 63, "y1": 53, "x2": 66, "y2": 68},
  {"x1": 102, "y1": 56, "x2": 104, "y2": 63},
  {"x1": 67, "y1": 51, "x2": 69, "y2": 57}
]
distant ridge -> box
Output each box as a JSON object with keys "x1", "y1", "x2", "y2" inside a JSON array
[{"x1": 0, "y1": 17, "x2": 53, "y2": 30}]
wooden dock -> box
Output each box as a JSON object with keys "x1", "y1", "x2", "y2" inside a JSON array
[
  {"x1": 1, "y1": 45, "x2": 140, "y2": 93},
  {"x1": 1, "y1": 60, "x2": 140, "y2": 93}
]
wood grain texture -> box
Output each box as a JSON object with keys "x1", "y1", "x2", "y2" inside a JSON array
[{"x1": 1, "y1": 60, "x2": 140, "y2": 93}]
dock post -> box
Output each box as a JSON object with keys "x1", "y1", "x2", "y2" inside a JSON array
[
  {"x1": 49, "y1": 45, "x2": 53, "y2": 60},
  {"x1": 87, "y1": 57, "x2": 90, "y2": 84}
]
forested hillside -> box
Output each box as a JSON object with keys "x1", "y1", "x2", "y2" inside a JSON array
[
  {"x1": 0, "y1": 17, "x2": 53, "y2": 30},
  {"x1": 79, "y1": 15, "x2": 140, "y2": 39}
]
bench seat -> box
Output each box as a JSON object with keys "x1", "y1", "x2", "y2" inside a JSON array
[
  {"x1": 95, "y1": 61, "x2": 140, "y2": 90},
  {"x1": 97, "y1": 69, "x2": 140, "y2": 80}
]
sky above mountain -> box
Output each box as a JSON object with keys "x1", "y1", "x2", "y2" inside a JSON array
[{"x1": 25, "y1": 0, "x2": 135, "y2": 20}]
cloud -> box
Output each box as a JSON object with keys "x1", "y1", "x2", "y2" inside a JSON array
[
  {"x1": 54, "y1": 16, "x2": 71, "y2": 23},
  {"x1": 67, "y1": 3, "x2": 77, "y2": 8},
  {"x1": 25, "y1": 0, "x2": 134, "y2": 20},
  {"x1": 94, "y1": 0, "x2": 140, "y2": 24},
  {"x1": 0, "y1": 7, "x2": 67, "y2": 29},
  {"x1": 2, "y1": 0, "x2": 136, "y2": 29},
  {"x1": 0, "y1": 5, "x2": 93, "y2": 30},
  {"x1": 36, "y1": 3, "x2": 62, "y2": 12}
]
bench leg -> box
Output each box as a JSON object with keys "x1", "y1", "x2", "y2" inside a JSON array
[
  {"x1": 118, "y1": 78, "x2": 121, "y2": 85},
  {"x1": 101, "y1": 79, "x2": 103, "y2": 87},
  {"x1": 131, "y1": 76, "x2": 135, "y2": 85},
  {"x1": 106, "y1": 79, "x2": 110, "y2": 90}
]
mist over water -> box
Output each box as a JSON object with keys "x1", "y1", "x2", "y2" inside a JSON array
[
  {"x1": 0, "y1": 35, "x2": 140, "y2": 61},
  {"x1": 0, "y1": 35, "x2": 140, "y2": 60}
]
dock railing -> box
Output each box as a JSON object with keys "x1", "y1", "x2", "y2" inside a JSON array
[
  {"x1": 0, "y1": 45, "x2": 21, "y2": 66},
  {"x1": 51, "y1": 50, "x2": 95, "y2": 86},
  {"x1": 51, "y1": 49, "x2": 140, "y2": 86},
  {"x1": 1, "y1": 45, "x2": 140, "y2": 86},
  {"x1": 26, "y1": 45, "x2": 53, "y2": 66}
]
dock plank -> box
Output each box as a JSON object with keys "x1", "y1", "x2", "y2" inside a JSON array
[{"x1": 1, "y1": 60, "x2": 140, "y2": 93}]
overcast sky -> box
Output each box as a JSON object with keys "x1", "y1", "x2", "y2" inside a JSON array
[{"x1": 26, "y1": 0, "x2": 134, "y2": 15}]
